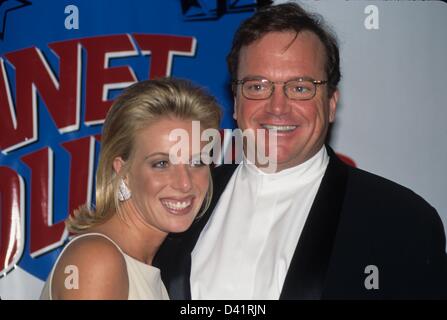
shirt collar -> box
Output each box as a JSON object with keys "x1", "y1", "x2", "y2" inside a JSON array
[{"x1": 242, "y1": 146, "x2": 329, "y2": 183}]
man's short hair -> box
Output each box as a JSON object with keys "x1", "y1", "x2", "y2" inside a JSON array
[{"x1": 227, "y1": 2, "x2": 341, "y2": 96}]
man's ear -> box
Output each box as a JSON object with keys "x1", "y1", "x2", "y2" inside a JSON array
[
  {"x1": 328, "y1": 89, "x2": 339, "y2": 123},
  {"x1": 113, "y1": 157, "x2": 125, "y2": 176}
]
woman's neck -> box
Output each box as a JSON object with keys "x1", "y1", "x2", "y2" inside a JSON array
[{"x1": 91, "y1": 203, "x2": 167, "y2": 265}]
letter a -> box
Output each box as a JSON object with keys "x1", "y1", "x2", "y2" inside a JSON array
[
  {"x1": 64, "y1": 265, "x2": 79, "y2": 290},
  {"x1": 364, "y1": 5, "x2": 379, "y2": 30},
  {"x1": 169, "y1": 128, "x2": 189, "y2": 165},
  {"x1": 364, "y1": 265, "x2": 379, "y2": 290},
  {"x1": 64, "y1": 5, "x2": 79, "y2": 30}
]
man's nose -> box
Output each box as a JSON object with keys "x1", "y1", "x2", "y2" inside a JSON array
[
  {"x1": 265, "y1": 85, "x2": 291, "y2": 116},
  {"x1": 172, "y1": 165, "x2": 193, "y2": 193}
]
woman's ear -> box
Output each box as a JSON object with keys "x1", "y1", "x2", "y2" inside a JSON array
[{"x1": 113, "y1": 157, "x2": 125, "y2": 176}]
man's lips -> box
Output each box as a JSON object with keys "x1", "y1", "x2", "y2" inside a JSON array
[{"x1": 260, "y1": 124, "x2": 298, "y2": 132}]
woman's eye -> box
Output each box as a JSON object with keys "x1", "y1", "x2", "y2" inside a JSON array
[
  {"x1": 152, "y1": 160, "x2": 169, "y2": 168},
  {"x1": 190, "y1": 158, "x2": 205, "y2": 167}
]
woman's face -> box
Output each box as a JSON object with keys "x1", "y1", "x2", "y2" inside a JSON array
[{"x1": 116, "y1": 117, "x2": 210, "y2": 234}]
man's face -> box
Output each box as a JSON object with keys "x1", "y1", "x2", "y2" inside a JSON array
[{"x1": 234, "y1": 31, "x2": 339, "y2": 172}]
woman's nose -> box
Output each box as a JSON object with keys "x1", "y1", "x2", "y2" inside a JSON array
[{"x1": 171, "y1": 165, "x2": 193, "y2": 193}]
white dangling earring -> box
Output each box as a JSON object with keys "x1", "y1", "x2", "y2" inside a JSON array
[{"x1": 118, "y1": 178, "x2": 131, "y2": 201}]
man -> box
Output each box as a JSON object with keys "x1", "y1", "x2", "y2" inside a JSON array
[{"x1": 154, "y1": 2, "x2": 447, "y2": 299}]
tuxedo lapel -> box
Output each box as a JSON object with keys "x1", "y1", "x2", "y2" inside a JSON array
[
  {"x1": 157, "y1": 149, "x2": 348, "y2": 300},
  {"x1": 279, "y1": 147, "x2": 349, "y2": 299}
]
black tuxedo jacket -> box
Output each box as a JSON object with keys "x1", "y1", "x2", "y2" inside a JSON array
[{"x1": 154, "y1": 147, "x2": 447, "y2": 299}]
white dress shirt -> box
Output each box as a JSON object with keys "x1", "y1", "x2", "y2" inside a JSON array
[{"x1": 191, "y1": 146, "x2": 330, "y2": 299}]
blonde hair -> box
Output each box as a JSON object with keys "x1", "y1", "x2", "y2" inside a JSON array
[{"x1": 67, "y1": 78, "x2": 222, "y2": 233}]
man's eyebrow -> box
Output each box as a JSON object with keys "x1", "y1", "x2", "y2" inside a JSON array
[{"x1": 242, "y1": 75, "x2": 315, "y2": 81}]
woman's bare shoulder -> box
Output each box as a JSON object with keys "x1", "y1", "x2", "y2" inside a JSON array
[{"x1": 51, "y1": 234, "x2": 129, "y2": 300}]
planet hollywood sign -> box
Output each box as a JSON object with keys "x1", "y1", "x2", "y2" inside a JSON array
[{"x1": 0, "y1": 33, "x2": 196, "y2": 276}]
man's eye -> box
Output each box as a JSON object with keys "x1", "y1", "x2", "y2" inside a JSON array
[
  {"x1": 291, "y1": 85, "x2": 309, "y2": 93},
  {"x1": 246, "y1": 82, "x2": 267, "y2": 92},
  {"x1": 288, "y1": 82, "x2": 313, "y2": 94},
  {"x1": 152, "y1": 160, "x2": 169, "y2": 168}
]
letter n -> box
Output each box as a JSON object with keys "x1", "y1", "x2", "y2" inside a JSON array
[{"x1": 1, "y1": 41, "x2": 81, "y2": 153}]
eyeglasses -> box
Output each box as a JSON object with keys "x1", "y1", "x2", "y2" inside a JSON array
[{"x1": 233, "y1": 77, "x2": 328, "y2": 101}]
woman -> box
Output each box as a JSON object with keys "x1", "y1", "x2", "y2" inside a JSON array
[{"x1": 40, "y1": 78, "x2": 221, "y2": 299}]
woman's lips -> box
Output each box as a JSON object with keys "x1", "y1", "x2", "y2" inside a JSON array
[{"x1": 160, "y1": 196, "x2": 195, "y2": 215}]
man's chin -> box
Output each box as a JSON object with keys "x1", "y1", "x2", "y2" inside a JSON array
[
  {"x1": 267, "y1": 151, "x2": 306, "y2": 172},
  {"x1": 267, "y1": 146, "x2": 301, "y2": 163}
]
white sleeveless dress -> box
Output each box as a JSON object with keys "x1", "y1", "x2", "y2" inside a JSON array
[{"x1": 39, "y1": 233, "x2": 169, "y2": 300}]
